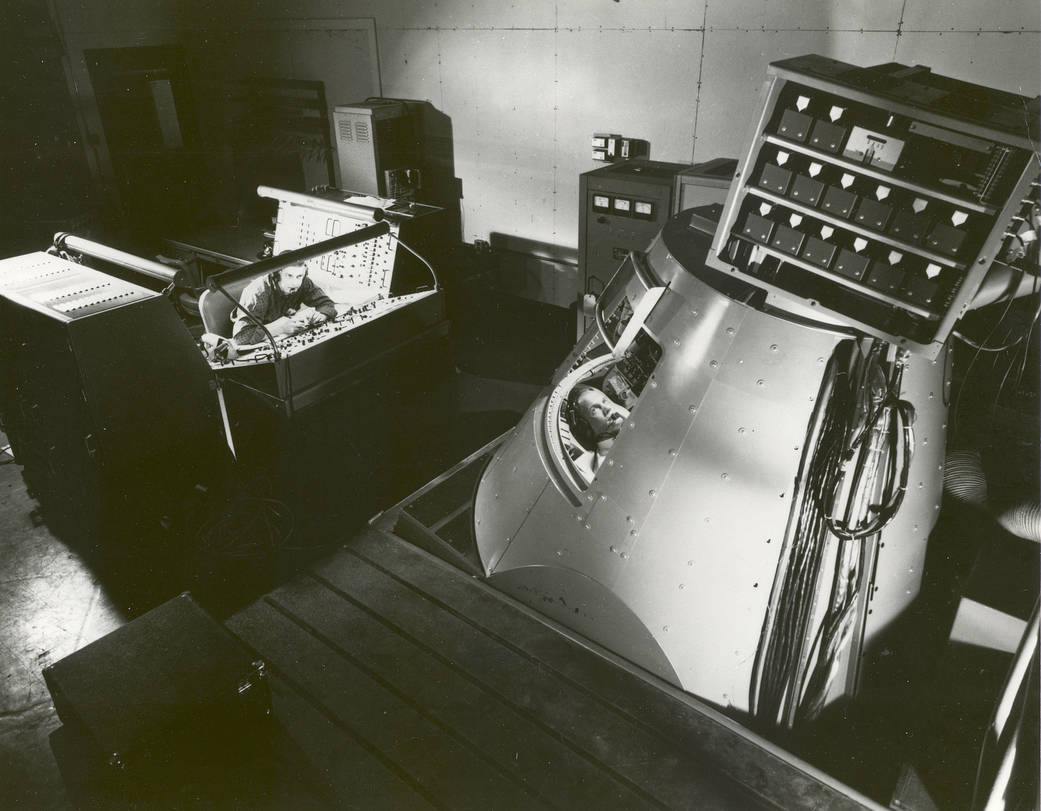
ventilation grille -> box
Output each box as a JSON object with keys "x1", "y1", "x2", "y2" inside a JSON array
[
  {"x1": 0, "y1": 252, "x2": 155, "y2": 319},
  {"x1": 0, "y1": 252, "x2": 73, "y2": 290},
  {"x1": 47, "y1": 281, "x2": 115, "y2": 305},
  {"x1": 354, "y1": 121, "x2": 370, "y2": 143},
  {"x1": 52, "y1": 287, "x2": 139, "y2": 314},
  {"x1": 338, "y1": 120, "x2": 353, "y2": 142}
]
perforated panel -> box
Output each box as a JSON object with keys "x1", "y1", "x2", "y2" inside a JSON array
[
  {"x1": 0, "y1": 252, "x2": 155, "y2": 322},
  {"x1": 0, "y1": 251, "x2": 76, "y2": 290}
]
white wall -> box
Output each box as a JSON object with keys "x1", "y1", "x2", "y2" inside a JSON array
[
  {"x1": 50, "y1": 0, "x2": 1041, "y2": 251},
  {"x1": 307, "y1": 0, "x2": 1038, "y2": 251}
]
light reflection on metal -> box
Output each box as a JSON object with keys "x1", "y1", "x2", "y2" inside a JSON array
[{"x1": 473, "y1": 215, "x2": 948, "y2": 715}]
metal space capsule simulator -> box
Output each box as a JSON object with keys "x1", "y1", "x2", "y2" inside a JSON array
[{"x1": 473, "y1": 55, "x2": 1039, "y2": 727}]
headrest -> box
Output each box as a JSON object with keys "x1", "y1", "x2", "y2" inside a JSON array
[{"x1": 198, "y1": 276, "x2": 254, "y2": 338}]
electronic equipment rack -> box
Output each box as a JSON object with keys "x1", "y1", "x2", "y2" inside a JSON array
[{"x1": 708, "y1": 54, "x2": 1040, "y2": 358}]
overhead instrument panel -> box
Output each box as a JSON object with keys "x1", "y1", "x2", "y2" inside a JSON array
[
  {"x1": 268, "y1": 194, "x2": 398, "y2": 293},
  {"x1": 708, "y1": 54, "x2": 1040, "y2": 357}
]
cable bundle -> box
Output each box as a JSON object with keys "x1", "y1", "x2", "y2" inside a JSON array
[
  {"x1": 751, "y1": 339, "x2": 916, "y2": 730},
  {"x1": 193, "y1": 467, "x2": 295, "y2": 563}
]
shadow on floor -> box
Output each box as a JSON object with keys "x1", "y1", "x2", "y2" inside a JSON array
[{"x1": 1, "y1": 274, "x2": 573, "y2": 809}]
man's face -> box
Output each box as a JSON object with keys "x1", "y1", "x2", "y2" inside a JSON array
[
  {"x1": 576, "y1": 388, "x2": 629, "y2": 441},
  {"x1": 278, "y1": 266, "x2": 307, "y2": 294}
]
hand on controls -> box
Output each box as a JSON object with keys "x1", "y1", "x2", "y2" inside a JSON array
[
  {"x1": 269, "y1": 315, "x2": 302, "y2": 336},
  {"x1": 290, "y1": 305, "x2": 326, "y2": 329},
  {"x1": 267, "y1": 307, "x2": 327, "y2": 338}
]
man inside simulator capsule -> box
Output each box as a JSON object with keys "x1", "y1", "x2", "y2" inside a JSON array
[
  {"x1": 232, "y1": 261, "x2": 337, "y2": 345},
  {"x1": 565, "y1": 383, "x2": 631, "y2": 482}
]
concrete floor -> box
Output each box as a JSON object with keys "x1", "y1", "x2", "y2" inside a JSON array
[
  {"x1": 0, "y1": 363, "x2": 547, "y2": 810},
  {"x1": 0, "y1": 273, "x2": 560, "y2": 810},
  {"x1": 0, "y1": 439, "x2": 126, "y2": 810}
]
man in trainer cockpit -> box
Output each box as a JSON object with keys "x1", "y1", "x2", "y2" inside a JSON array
[
  {"x1": 565, "y1": 383, "x2": 630, "y2": 482},
  {"x1": 232, "y1": 262, "x2": 337, "y2": 345}
]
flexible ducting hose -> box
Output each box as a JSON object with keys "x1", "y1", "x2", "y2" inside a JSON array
[
  {"x1": 943, "y1": 449, "x2": 989, "y2": 508},
  {"x1": 994, "y1": 500, "x2": 1041, "y2": 545},
  {"x1": 944, "y1": 449, "x2": 1040, "y2": 543}
]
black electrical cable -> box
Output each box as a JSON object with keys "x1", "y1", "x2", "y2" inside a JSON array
[
  {"x1": 953, "y1": 275, "x2": 1040, "y2": 354},
  {"x1": 761, "y1": 356, "x2": 853, "y2": 722},
  {"x1": 787, "y1": 389, "x2": 855, "y2": 721},
  {"x1": 390, "y1": 233, "x2": 440, "y2": 290},
  {"x1": 210, "y1": 283, "x2": 281, "y2": 359},
  {"x1": 824, "y1": 360, "x2": 915, "y2": 541},
  {"x1": 797, "y1": 348, "x2": 913, "y2": 722},
  {"x1": 766, "y1": 494, "x2": 830, "y2": 718},
  {"x1": 194, "y1": 469, "x2": 295, "y2": 563},
  {"x1": 751, "y1": 350, "x2": 847, "y2": 724},
  {"x1": 954, "y1": 327, "x2": 1032, "y2": 354},
  {"x1": 952, "y1": 274, "x2": 1027, "y2": 434},
  {"x1": 795, "y1": 563, "x2": 863, "y2": 725},
  {"x1": 1011, "y1": 284, "x2": 1041, "y2": 390},
  {"x1": 586, "y1": 275, "x2": 607, "y2": 296},
  {"x1": 752, "y1": 340, "x2": 916, "y2": 729}
]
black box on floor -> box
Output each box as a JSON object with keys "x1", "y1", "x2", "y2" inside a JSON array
[
  {"x1": 50, "y1": 716, "x2": 279, "y2": 810},
  {"x1": 43, "y1": 592, "x2": 270, "y2": 773}
]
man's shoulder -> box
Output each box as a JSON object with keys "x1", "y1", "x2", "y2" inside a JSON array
[
  {"x1": 240, "y1": 276, "x2": 269, "y2": 300},
  {"x1": 574, "y1": 449, "x2": 596, "y2": 475}
]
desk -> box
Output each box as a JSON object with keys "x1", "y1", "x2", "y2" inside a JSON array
[
  {"x1": 205, "y1": 287, "x2": 453, "y2": 534},
  {"x1": 209, "y1": 290, "x2": 446, "y2": 415}
]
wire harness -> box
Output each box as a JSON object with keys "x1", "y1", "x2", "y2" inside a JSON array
[{"x1": 751, "y1": 338, "x2": 916, "y2": 730}]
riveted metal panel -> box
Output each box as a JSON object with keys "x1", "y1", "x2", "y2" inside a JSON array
[
  {"x1": 474, "y1": 419, "x2": 550, "y2": 574},
  {"x1": 557, "y1": 29, "x2": 704, "y2": 164},
  {"x1": 900, "y1": 0, "x2": 1039, "y2": 34},
  {"x1": 862, "y1": 350, "x2": 950, "y2": 633},
  {"x1": 612, "y1": 306, "x2": 844, "y2": 707},
  {"x1": 372, "y1": 29, "x2": 444, "y2": 113},
  {"x1": 475, "y1": 210, "x2": 950, "y2": 714},
  {"x1": 894, "y1": 31, "x2": 1041, "y2": 97},
  {"x1": 487, "y1": 564, "x2": 683, "y2": 685},
  {"x1": 593, "y1": 294, "x2": 742, "y2": 532},
  {"x1": 495, "y1": 483, "x2": 633, "y2": 592},
  {"x1": 706, "y1": 0, "x2": 904, "y2": 30},
  {"x1": 556, "y1": 0, "x2": 708, "y2": 30},
  {"x1": 437, "y1": 28, "x2": 558, "y2": 246}
]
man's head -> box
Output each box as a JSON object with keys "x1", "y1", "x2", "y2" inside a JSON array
[
  {"x1": 565, "y1": 384, "x2": 630, "y2": 451},
  {"x1": 270, "y1": 263, "x2": 308, "y2": 294}
]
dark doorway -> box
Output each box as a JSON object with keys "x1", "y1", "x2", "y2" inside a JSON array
[
  {"x1": 1, "y1": 0, "x2": 95, "y2": 256},
  {"x1": 85, "y1": 45, "x2": 202, "y2": 238}
]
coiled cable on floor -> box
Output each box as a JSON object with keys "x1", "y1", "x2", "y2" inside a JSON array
[{"x1": 193, "y1": 467, "x2": 294, "y2": 562}]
